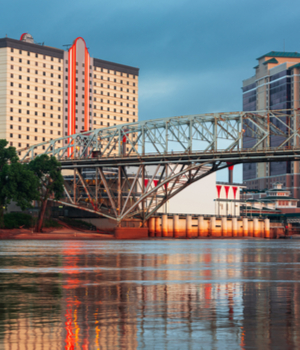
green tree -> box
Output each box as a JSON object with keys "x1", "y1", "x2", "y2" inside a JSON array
[
  {"x1": 0, "y1": 140, "x2": 39, "y2": 227},
  {"x1": 29, "y1": 155, "x2": 64, "y2": 232}
]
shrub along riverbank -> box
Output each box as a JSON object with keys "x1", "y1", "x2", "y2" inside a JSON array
[{"x1": 3, "y1": 212, "x2": 62, "y2": 229}]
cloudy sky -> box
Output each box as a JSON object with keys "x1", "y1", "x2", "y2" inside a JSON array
[{"x1": 1, "y1": 0, "x2": 299, "y2": 181}]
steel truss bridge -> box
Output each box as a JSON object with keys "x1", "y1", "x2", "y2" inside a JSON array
[{"x1": 19, "y1": 109, "x2": 300, "y2": 223}]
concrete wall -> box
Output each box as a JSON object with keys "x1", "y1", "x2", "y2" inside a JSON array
[
  {"x1": 149, "y1": 215, "x2": 273, "y2": 239},
  {"x1": 159, "y1": 171, "x2": 216, "y2": 215}
]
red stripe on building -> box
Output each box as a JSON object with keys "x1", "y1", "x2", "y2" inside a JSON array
[
  {"x1": 84, "y1": 47, "x2": 90, "y2": 131},
  {"x1": 20, "y1": 33, "x2": 27, "y2": 41},
  {"x1": 67, "y1": 47, "x2": 73, "y2": 157},
  {"x1": 216, "y1": 185, "x2": 222, "y2": 198}
]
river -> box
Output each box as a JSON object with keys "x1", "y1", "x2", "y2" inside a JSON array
[{"x1": 0, "y1": 239, "x2": 300, "y2": 349}]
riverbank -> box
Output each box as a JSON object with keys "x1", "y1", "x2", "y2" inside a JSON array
[{"x1": 0, "y1": 227, "x2": 115, "y2": 240}]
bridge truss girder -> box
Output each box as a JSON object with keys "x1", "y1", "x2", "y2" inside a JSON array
[
  {"x1": 19, "y1": 109, "x2": 300, "y2": 162},
  {"x1": 17, "y1": 108, "x2": 300, "y2": 222},
  {"x1": 55, "y1": 161, "x2": 223, "y2": 223}
]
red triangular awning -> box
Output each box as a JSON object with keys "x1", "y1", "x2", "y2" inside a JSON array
[{"x1": 224, "y1": 186, "x2": 230, "y2": 199}]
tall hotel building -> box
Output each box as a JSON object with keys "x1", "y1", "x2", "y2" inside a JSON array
[
  {"x1": 0, "y1": 33, "x2": 139, "y2": 152},
  {"x1": 242, "y1": 51, "x2": 300, "y2": 201}
]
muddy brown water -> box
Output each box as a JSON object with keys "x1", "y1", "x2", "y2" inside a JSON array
[{"x1": 0, "y1": 239, "x2": 300, "y2": 349}]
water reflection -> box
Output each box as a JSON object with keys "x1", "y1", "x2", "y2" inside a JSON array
[{"x1": 0, "y1": 240, "x2": 300, "y2": 349}]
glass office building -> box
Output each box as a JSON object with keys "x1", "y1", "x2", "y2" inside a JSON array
[{"x1": 242, "y1": 52, "x2": 300, "y2": 203}]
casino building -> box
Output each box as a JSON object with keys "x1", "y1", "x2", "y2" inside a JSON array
[{"x1": 0, "y1": 33, "x2": 139, "y2": 153}]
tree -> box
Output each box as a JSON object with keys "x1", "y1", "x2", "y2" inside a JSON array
[
  {"x1": 0, "y1": 140, "x2": 39, "y2": 227},
  {"x1": 29, "y1": 155, "x2": 64, "y2": 232}
]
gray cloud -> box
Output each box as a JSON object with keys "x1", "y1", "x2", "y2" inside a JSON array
[{"x1": 1, "y1": 0, "x2": 299, "y2": 182}]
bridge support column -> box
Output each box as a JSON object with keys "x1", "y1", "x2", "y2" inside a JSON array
[
  {"x1": 210, "y1": 217, "x2": 216, "y2": 237},
  {"x1": 186, "y1": 215, "x2": 192, "y2": 238},
  {"x1": 155, "y1": 217, "x2": 162, "y2": 237},
  {"x1": 198, "y1": 216, "x2": 206, "y2": 237},
  {"x1": 264, "y1": 218, "x2": 271, "y2": 238},
  {"x1": 253, "y1": 218, "x2": 260, "y2": 237},
  {"x1": 173, "y1": 215, "x2": 180, "y2": 238},
  {"x1": 248, "y1": 220, "x2": 253, "y2": 237},
  {"x1": 149, "y1": 217, "x2": 155, "y2": 237},
  {"x1": 221, "y1": 217, "x2": 227, "y2": 237},
  {"x1": 232, "y1": 217, "x2": 238, "y2": 237},
  {"x1": 168, "y1": 217, "x2": 174, "y2": 237},
  {"x1": 162, "y1": 214, "x2": 168, "y2": 237},
  {"x1": 243, "y1": 218, "x2": 248, "y2": 237}
]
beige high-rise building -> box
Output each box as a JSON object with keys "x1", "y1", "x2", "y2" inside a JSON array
[
  {"x1": 0, "y1": 33, "x2": 139, "y2": 153},
  {"x1": 242, "y1": 51, "x2": 300, "y2": 201}
]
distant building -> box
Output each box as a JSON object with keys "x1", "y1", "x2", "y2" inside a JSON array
[
  {"x1": 241, "y1": 182, "x2": 300, "y2": 216},
  {"x1": 0, "y1": 33, "x2": 139, "y2": 154},
  {"x1": 215, "y1": 182, "x2": 245, "y2": 217},
  {"x1": 242, "y1": 51, "x2": 300, "y2": 202}
]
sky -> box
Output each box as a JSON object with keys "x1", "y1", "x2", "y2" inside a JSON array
[{"x1": 1, "y1": 0, "x2": 299, "y2": 182}]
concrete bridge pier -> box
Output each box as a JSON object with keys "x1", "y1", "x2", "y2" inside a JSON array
[
  {"x1": 210, "y1": 217, "x2": 216, "y2": 237},
  {"x1": 232, "y1": 217, "x2": 238, "y2": 237},
  {"x1": 173, "y1": 215, "x2": 181, "y2": 238},
  {"x1": 198, "y1": 216, "x2": 208, "y2": 237},
  {"x1": 253, "y1": 218, "x2": 260, "y2": 237},
  {"x1": 162, "y1": 214, "x2": 168, "y2": 237},
  {"x1": 149, "y1": 217, "x2": 155, "y2": 237},
  {"x1": 222, "y1": 217, "x2": 227, "y2": 237},
  {"x1": 155, "y1": 217, "x2": 162, "y2": 237},
  {"x1": 186, "y1": 215, "x2": 193, "y2": 238},
  {"x1": 264, "y1": 219, "x2": 271, "y2": 238},
  {"x1": 248, "y1": 220, "x2": 253, "y2": 237},
  {"x1": 243, "y1": 218, "x2": 248, "y2": 237}
]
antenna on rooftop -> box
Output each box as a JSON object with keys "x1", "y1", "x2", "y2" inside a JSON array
[{"x1": 63, "y1": 44, "x2": 71, "y2": 50}]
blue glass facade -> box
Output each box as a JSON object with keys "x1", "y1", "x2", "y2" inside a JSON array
[
  {"x1": 243, "y1": 82, "x2": 257, "y2": 180},
  {"x1": 269, "y1": 70, "x2": 292, "y2": 176}
]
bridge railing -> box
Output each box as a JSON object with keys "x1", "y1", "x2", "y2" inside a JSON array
[{"x1": 18, "y1": 109, "x2": 300, "y2": 162}]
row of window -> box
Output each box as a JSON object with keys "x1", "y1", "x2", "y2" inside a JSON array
[
  {"x1": 10, "y1": 131, "x2": 60, "y2": 139},
  {"x1": 65, "y1": 92, "x2": 136, "y2": 101},
  {"x1": 93, "y1": 96, "x2": 136, "y2": 102},
  {"x1": 93, "y1": 83, "x2": 136, "y2": 90},
  {"x1": 10, "y1": 101, "x2": 61, "y2": 109},
  {"x1": 93, "y1": 75, "x2": 136, "y2": 86},
  {"x1": 10, "y1": 57, "x2": 61, "y2": 69},
  {"x1": 63, "y1": 115, "x2": 135, "y2": 122},
  {"x1": 93, "y1": 66, "x2": 136, "y2": 79},
  {"x1": 10, "y1": 79, "x2": 62, "y2": 87},
  {"x1": 11, "y1": 49, "x2": 61, "y2": 61},
  {"x1": 10, "y1": 51, "x2": 137, "y2": 79},
  {"x1": 10, "y1": 66, "x2": 61, "y2": 76},
  {"x1": 9, "y1": 110, "x2": 61, "y2": 119},
  {"x1": 64, "y1": 106, "x2": 135, "y2": 116},
  {"x1": 12, "y1": 142, "x2": 59, "y2": 150},
  {"x1": 10, "y1": 83, "x2": 62, "y2": 94},
  {"x1": 10, "y1": 91, "x2": 61, "y2": 102},
  {"x1": 10, "y1": 118, "x2": 60, "y2": 126},
  {"x1": 94, "y1": 102, "x2": 136, "y2": 108},
  {"x1": 277, "y1": 200, "x2": 294, "y2": 206},
  {"x1": 10, "y1": 125, "x2": 60, "y2": 133},
  {"x1": 10, "y1": 107, "x2": 61, "y2": 114}
]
